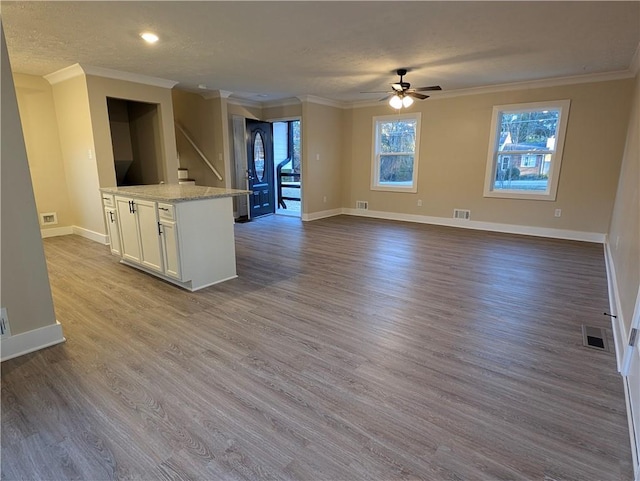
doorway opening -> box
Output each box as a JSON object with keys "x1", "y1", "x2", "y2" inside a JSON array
[
  {"x1": 107, "y1": 97, "x2": 163, "y2": 186},
  {"x1": 273, "y1": 119, "x2": 301, "y2": 217}
]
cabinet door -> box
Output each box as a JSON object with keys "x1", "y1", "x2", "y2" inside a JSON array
[
  {"x1": 104, "y1": 207, "x2": 122, "y2": 256},
  {"x1": 115, "y1": 197, "x2": 141, "y2": 263},
  {"x1": 160, "y1": 219, "x2": 181, "y2": 280},
  {"x1": 135, "y1": 199, "x2": 164, "y2": 273}
]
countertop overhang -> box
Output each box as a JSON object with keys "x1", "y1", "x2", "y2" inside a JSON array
[{"x1": 100, "y1": 185, "x2": 251, "y2": 202}]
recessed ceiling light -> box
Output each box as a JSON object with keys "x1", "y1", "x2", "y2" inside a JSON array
[{"x1": 140, "y1": 32, "x2": 159, "y2": 44}]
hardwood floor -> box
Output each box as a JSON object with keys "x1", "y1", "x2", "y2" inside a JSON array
[{"x1": 1, "y1": 215, "x2": 633, "y2": 480}]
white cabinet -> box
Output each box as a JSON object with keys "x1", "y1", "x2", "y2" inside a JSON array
[
  {"x1": 115, "y1": 196, "x2": 142, "y2": 264},
  {"x1": 157, "y1": 202, "x2": 180, "y2": 280},
  {"x1": 135, "y1": 199, "x2": 163, "y2": 273},
  {"x1": 104, "y1": 206, "x2": 122, "y2": 256},
  {"x1": 102, "y1": 188, "x2": 239, "y2": 291},
  {"x1": 114, "y1": 196, "x2": 163, "y2": 273},
  {"x1": 102, "y1": 194, "x2": 122, "y2": 256}
]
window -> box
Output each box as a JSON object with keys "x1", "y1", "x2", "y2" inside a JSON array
[
  {"x1": 371, "y1": 113, "x2": 421, "y2": 192},
  {"x1": 520, "y1": 154, "x2": 538, "y2": 168},
  {"x1": 483, "y1": 100, "x2": 570, "y2": 201}
]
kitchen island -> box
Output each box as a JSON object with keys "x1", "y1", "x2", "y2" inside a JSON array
[{"x1": 100, "y1": 185, "x2": 250, "y2": 291}]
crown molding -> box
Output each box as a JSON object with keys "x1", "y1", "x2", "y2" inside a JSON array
[
  {"x1": 297, "y1": 95, "x2": 347, "y2": 109},
  {"x1": 81, "y1": 65, "x2": 178, "y2": 88},
  {"x1": 226, "y1": 96, "x2": 264, "y2": 108},
  {"x1": 262, "y1": 97, "x2": 301, "y2": 108},
  {"x1": 44, "y1": 63, "x2": 85, "y2": 85},
  {"x1": 44, "y1": 63, "x2": 177, "y2": 88},
  {"x1": 349, "y1": 70, "x2": 636, "y2": 109},
  {"x1": 200, "y1": 89, "x2": 233, "y2": 100}
]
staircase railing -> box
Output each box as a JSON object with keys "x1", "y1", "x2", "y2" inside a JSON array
[
  {"x1": 175, "y1": 122, "x2": 223, "y2": 181},
  {"x1": 276, "y1": 157, "x2": 300, "y2": 209}
]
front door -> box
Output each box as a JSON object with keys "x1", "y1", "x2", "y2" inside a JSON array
[{"x1": 246, "y1": 120, "x2": 274, "y2": 218}]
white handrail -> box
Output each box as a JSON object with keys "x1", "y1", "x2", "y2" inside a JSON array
[{"x1": 175, "y1": 122, "x2": 223, "y2": 181}]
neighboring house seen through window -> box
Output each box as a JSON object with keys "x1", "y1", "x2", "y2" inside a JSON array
[
  {"x1": 483, "y1": 100, "x2": 570, "y2": 201},
  {"x1": 371, "y1": 113, "x2": 421, "y2": 192}
]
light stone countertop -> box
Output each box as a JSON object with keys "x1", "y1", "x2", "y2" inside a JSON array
[{"x1": 100, "y1": 184, "x2": 251, "y2": 203}]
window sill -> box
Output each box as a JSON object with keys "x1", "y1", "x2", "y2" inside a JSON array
[
  {"x1": 483, "y1": 190, "x2": 557, "y2": 201},
  {"x1": 371, "y1": 185, "x2": 418, "y2": 194}
]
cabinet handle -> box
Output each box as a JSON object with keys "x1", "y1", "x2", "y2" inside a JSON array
[
  {"x1": 157, "y1": 222, "x2": 163, "y2": 235},
  {"x1": 158, "y1": 207, "x2": 169, "y2": 211},
  {"x1": 130, "y1": 201, "x2": 136, "y2": 214},
  {"x1": 109, "y1": 211, "x2": 114, "y2": 223}
]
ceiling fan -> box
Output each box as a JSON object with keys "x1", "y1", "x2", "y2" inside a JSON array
[{"x1": 362, "y1": 69, "x2": 442, "y2": 108}]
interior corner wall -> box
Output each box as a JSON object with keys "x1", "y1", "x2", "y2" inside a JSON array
[
  {"x1": 344, "y1": 78, "x2": 633, "y2": 235},
  {"x1": 300, "y1": 101, "x2": 344, "y2": 214},
  {"x1": 608, "y1": 71, "x2": 640, "y2": 335},
  {"x1": 13, "y1": 73, "x2": 72, "y2": 232},
  {"x1": 85, "y1": 74, "x2": 178, "y2": 188},
  {"x1": 50, "y1": 73, "x2": 104, "y2": 236},
  {"x1": 1, "y1": 22, "x2": 57, "y2": 335}
]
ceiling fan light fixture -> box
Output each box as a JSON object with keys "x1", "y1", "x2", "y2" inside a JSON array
[
  {"x1": 402, "y1": 95, "x2": 414, "y2": 108},
  {"x1": 389, "y1": 94, "x2": 403, "y2": 109}
]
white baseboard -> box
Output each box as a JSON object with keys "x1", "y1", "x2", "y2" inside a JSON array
[
  {"x1": 41, "y1": 226, "x2": 74, "y2": 238},
  {"x1": 342, "y1": 208, "x2": 606, "y2": 243},
  {"x1": 0, "y1": 320, "x2": 65, "y2": 362},
  {"x1": 301, "y1": 208, "x2": 343, "y2": 221},
  {"x1": 604, "y1": 240, "x2": 627, "y2": 370},
  {"x1": 72, "y1": 225, "x2": 108, "y2": 245}
]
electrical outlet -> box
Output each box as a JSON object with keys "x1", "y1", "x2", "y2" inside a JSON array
[
  {"x1": 323, "y1": 196, "x2": 327, "y2": 203},
  {"x1": 554, "y1": 209, "x2": 562, "y2": 217},
  {"x1": 417, "y1": 199, "x2": 423, "y2": 207},
  {"x1": 0, "y1": 307, "x2": 10, "y2": 338}
]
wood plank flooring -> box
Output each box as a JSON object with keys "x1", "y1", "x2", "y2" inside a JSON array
[{"x1": 1, "y1": 215, "x2": 633, "y2": 480}]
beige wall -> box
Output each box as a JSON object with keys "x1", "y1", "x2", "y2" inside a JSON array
[
  {"x1": 301, "y1": 101, "x2": 344, "y2": 213},
  {"x1": 50, "y1": 74, "x2": 103, "y2": 235},
  {"x1": 13, "y1": 73, "x2": 72, "y2": 231},
  {"x1": 344, "y1": 79, "x2": 633, "y2": 233},
  {"x1": 85, "y1": 74, "x2": 178, "y2": 188},
  {"x1": 263, "y1": 102, "x2": 302, "y2": 121},
  {"x1": 609, "y1": 72, "x2": 639, "y2": 334},
  {"x1": 172, "y1": 90, "x2": 226, "y2": 188},
  {"x1": 1, "y1": 23, "x2": 57, "y2": 335}
]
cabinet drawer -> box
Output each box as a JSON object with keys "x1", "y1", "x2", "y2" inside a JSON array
[
  {"x1": 101, "y1": 194, "x2": 115, "y2": 208},
  {"x1": 157, "y1": 203, "x2": 175, "y2": 220}
]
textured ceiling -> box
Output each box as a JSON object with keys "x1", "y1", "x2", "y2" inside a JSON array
[{"x1": 2, "y1": 1, "x2": 639, "y2": 103}]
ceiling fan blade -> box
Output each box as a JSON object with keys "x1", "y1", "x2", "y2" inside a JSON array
[
  {"x1": 360, "y1": 90, "x2": 390, "y2": 94},
  {"x1": 379, "y1": 94, "x2": 392, "y2": 102},
  {"x1": 414, "y1": 85, "x2": 442, "y2": 92},
  {"x1": 391, "y1": 83, "x2": 403, "y2": 91},
  {"x1": 408, "y1": 92, "x2": 429, "y2": 100}
]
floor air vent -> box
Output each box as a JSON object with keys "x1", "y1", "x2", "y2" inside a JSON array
[
  {"x1": 581, "y1": 325, "x2": 609, "y2": 351},
  {"x1": 356, "y1": 201, "x2": 368, "y2": 210}
]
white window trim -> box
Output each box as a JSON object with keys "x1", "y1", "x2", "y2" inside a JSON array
[
  {"x1": 483, "y1": 99, "x2": 571, "y2": 201},
  {"x1": 371, "y1": 112, "x2": 421, "y2": 193}
]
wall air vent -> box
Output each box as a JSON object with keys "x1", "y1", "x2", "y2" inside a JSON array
[
  {"x1": 453, "y1": 209, "x2": 471, "y2": 220},
  {"x1": 356, "y1": 201, "x2": 369, "y2": 210},
  {"x1": 40, "y1": 212, "x2": 58, "y2": 225}
]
